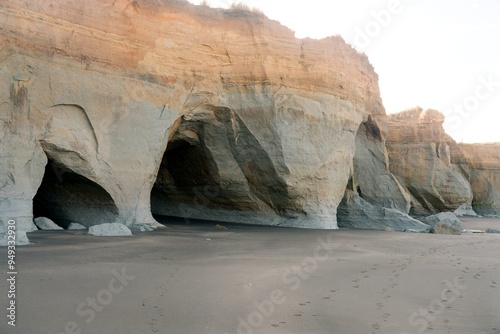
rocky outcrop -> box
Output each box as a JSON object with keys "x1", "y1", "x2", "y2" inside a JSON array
[
  {"x1": 451, "y1": 143, "x2": 500, "y2": 216},
  {"x1": 33, "y1": 217, "x2": 63, "y2": 230},
  {"x1": 420, "y1": 212, "x2": 462, "y2": 235},
  {"x1": 88, "y1": 223, "x2": 132, "y2": 236},
  {"x1": 67, "y1": 223, "x2": 87, "y2": 230},
  {"x1": 386, "y1": 108, "x2": 473, "y2": 216},
  {"x1": 348, "y1": 115, "x2": 411, "y2": 212},
  {"x1": 336, "y1": 104, "x2": 414, "y2": 230},
  {"x1": 453, "y1": 204, "x2": 478, "y2": 217},
  {"x1": 337, "y1": 190, "x2": 430, "y2": 232},
  {"x1": 0, "y1": 0, "x2": 383, "y2": 229},
  {"x1": 485, "y1": 228, "x2": 500, "y2": 234}
]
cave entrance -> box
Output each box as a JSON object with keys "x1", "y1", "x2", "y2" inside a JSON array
[
  {"x1": 151, "y1": 128, "x2": 221, "y2": 225},
  {"x1": 163, "y1": 139, "x2": 219, "y2": 189},
  {"x1": 33, "y1": 156, "x2": 119, "y2": 228}
]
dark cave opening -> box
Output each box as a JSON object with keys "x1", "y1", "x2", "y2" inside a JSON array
[
  {"x1": 33, "y1": 157, "x2": 119, "y2": 228},
  {"x1": 150, "y1": 136, "x2": 222, "y2": 224},
  {"x1": 164, "y1": 140, "x2": 219, "y2": 190},
  {"x1": 151, "y1": 133, "x2": 221, "y2": 224}
]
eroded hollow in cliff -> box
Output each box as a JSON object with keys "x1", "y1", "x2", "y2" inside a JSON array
[
  {"x1": 151, "y1": 110, "x2": 292, "y2": 224},
  {"x1": 33, "y1": 157, "x2": 119, "y2": 228},
  {"x1": 151, "y1": 125, "x2": 222, "y2": 223}
]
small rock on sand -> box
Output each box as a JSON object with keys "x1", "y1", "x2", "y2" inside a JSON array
[{"x1": 88, "y1": 223, "x2": 132, "y2": 236}]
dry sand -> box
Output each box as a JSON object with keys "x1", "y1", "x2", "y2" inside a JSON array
[{"x1": 1, "y1": 216, "x2": 499, "y2": 334}]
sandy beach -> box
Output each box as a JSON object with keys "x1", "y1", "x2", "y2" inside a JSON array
[{"x1": 1, "y1": 217, "x2": 499, "y2": 334}]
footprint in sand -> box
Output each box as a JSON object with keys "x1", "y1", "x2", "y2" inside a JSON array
[{"x1": 376, "y1": 302, "x2": 383, "y2": 310}]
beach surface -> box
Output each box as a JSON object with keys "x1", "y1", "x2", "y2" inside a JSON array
[{"x1": 1, "y1": 216, "x2": 499, "y2": 334}]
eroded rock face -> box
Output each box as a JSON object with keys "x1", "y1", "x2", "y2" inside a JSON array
[
  {"x1": 420, "y1": 212, "x2": 462, "y2": 235},
  {"x1": 0, "y1": 0, "x2": 383, "y2": 229},
  {"x1": 336, "y1": 109, "x2": 413, "y2": 230},
  {"x1": 151, "y1": 89, "x2": 368, "y2": 228},
  {"x1": 348, "y1": 115, "x2": 410, "y2": 212},
  {"x1": 453, "y1": 204, "x2": 478, "y2": 217},
  {"x1": 452, "y1": 143, "x2": 500, "y2": 216},
  {"x1": 386, "y1": 107, "x2": 473, "y2": 216},
  {"x1": 337, "y1": 190, "x2": 430, "y2": 232},
  {"x1": 0, "y1": 82, "x2": 45, "y2": 232}
]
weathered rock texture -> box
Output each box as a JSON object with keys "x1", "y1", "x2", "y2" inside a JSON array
[
  {"x1": 33, "y1": 217, "x2": 63, "y2": 230},
  {"x1": 0, "y1": 0, "x2": 384, "y2": 229},
  {"x1": 67, "y1": 223, "x2": 87, "y2": 230},
  {"x1": 88, "y1": 223, "x2": 132, "y2": 236},
  {"x1": 451, "y1": 143, "x2": 500, "y2": 216},
  {"x1": 420, "y1": 212, "x2": 462, "y2": 235},
  {"x1": 453, "y1": 204, "x2": 478, "y2": 217},
  {"x1": 337, "y1": 109, "x2": 415, "y2": 230},
  {"x1": 350, "y1": 115, "x2": 411, "y2": 212},
  {"x1": 386, "y1": 108, "x2": 473, "y2": 217},
  {"x1": 337, "y1": 190, "x2": 430, "y2": 232}
]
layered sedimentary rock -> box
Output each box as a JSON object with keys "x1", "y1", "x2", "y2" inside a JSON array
[
  {"x1": 386, "y1": 108, "x2": 473, "y2": 216},
  {"x1": 337, "y1": 109, "x2": 417, "y2": 231},
  {"x1": 0, "y1": 0, "x2": 384, "y2": 229},
  {"x1": 349, "y1": 115, "x2": 411, "y2": 212},
  {"x1": 451, "y1": 143, "x2": 500, "y2": 216}
]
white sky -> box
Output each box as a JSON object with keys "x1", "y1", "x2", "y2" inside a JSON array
[{"x1": 187, "y1": 0, "x2": 500, "y2": 143}]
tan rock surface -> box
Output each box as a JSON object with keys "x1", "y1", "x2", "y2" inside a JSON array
[
  {"x1": 386, "y1": 107, "x2": 473, "y2": 216},
  {"x1": 452, "y1": 143, "x2": 500, "y2": 216},
  {"x1": 337, "y1": 112, "x2": 417, "y2": 231},
  {"x1": 0, "y1": 0, "x2": 383, "y2": 229},
  {"x1": 349, "y1": 114, "x2": 410, "y2": 213}
]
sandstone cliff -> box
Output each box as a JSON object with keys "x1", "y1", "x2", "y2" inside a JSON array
[
  {"x1": 386, "y1": 107, "x2": 473, "y2": 216},
  {"x1": 451, "y1": 143, "x2": 500, "y2": 216},
  {"x1": 0, "y1": 0, "x2": 384, "y2": 229},
  {"x1": 336, "y1": 112, "x2": 422, "y2": 231}
]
